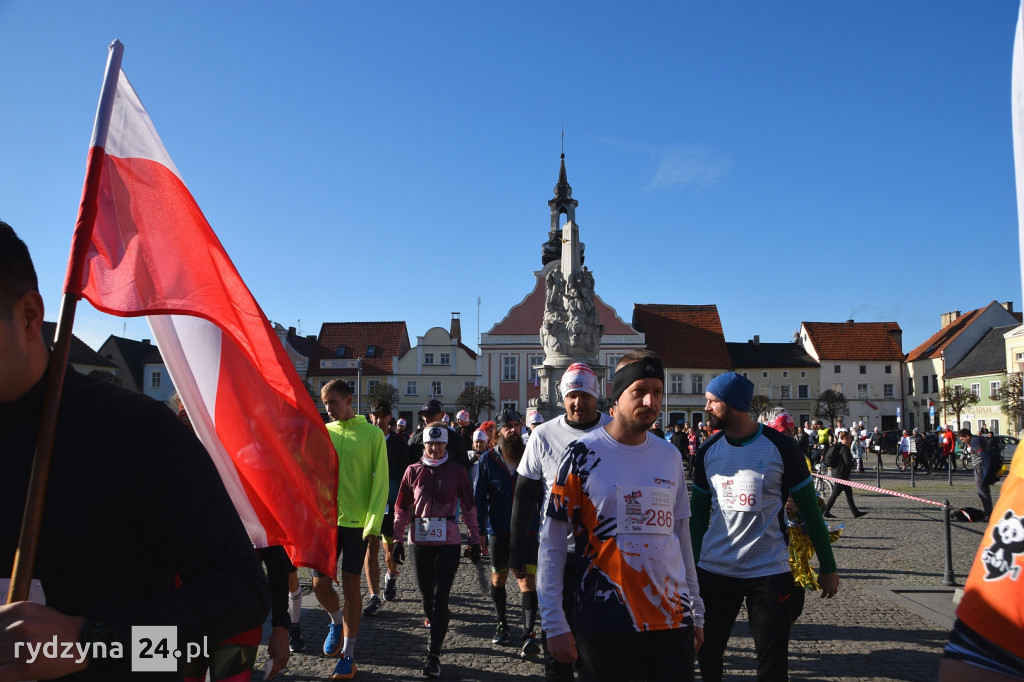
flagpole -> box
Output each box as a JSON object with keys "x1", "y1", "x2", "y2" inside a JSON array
[{"x1": 7, "y1": 40, "x2": 124, "y2": 604}]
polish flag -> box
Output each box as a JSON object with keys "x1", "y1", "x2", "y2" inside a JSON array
[{"x1": 64, "y1": 54, "x2": 337, "y2": 575}]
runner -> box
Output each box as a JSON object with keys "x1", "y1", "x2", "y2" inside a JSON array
[
  {"x1": 509, "y1": 362, "x2": 611, "y2": 681},
  {"x1": 363, "y1": 400, "x2": 413, "y2": 615},
  {"x1": 475, "y1": 409, "x2": 542, "y2": 658},
  {"x1": 393, "y1": 424, "x2": 482, "y2": 678},
  {"x1": 540, "y1": 351, "x2": 704, "y2": 681}
]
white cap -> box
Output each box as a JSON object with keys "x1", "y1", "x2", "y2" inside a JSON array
[
  {"x1": 560, "y1": 362, "x2": 600, "y2": 399},
  {"x1": 397, "y1": 418, "x2": 407, "y2": 426},
  {"x1": 472, "y1": 429, "x2": 488, "y2": 442},
  {"x1": 529, "y1": 412, "x2": 544, "y2": 425},
  {"x1": 457, "y1": 409, "x2": 470, "y2": 422}
]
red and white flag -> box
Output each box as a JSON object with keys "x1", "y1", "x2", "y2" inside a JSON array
[{"x1": 64, "y1": 50, "x2": 337, "y2": 575}]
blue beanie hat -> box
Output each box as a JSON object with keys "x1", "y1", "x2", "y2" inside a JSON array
[{"x1": 706, "y1": 372, "x2": 754, "y2": 413}]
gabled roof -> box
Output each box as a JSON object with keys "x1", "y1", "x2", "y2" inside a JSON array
[
  {"x1": 905, "y1": 308, "x2": 982, "y2": 362},
  {"x1": 946, "y1": 324, "x2": 1019, "y2": 378},
  {"x1": 727, "y1": 341, "x2": 818, "y2": 368},
  {"x1": 42, "y1": 322, "x2": 117, "y2": 369},
  {"x1": 802, "y1": 321, "x2": 903, "y2": 361},
  {"x1": 312, "y1": 322, "x2": 410, "y2": 375},
  {"x1": 631, "y1": 304, "x2": 731, "y2": 369}
]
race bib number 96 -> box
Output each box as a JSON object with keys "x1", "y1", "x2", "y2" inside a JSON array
[
  {"x1": 618, "y1": 486, "x2": 674, "y2": 534},
  {"x1": 715, "y1": 472, "x2": 763, "y2": 513}
]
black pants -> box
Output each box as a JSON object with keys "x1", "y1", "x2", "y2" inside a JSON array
[
  {"x1": 575, "y1": 627, "x2": 694, "y2": 682},
  {"x1": 824, "y1": 481, "x2": 861, "y2": 515},
  {"x1": 410, "y1": 544, "x2": 461, "y2": 656},
  {"x1": 697, "y1": 568, "x2": 793, "y2": 682}
]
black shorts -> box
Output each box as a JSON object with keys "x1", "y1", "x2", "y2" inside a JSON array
[
  {"x1": 489, "y1": 534, "x2": 538, "y2": 575},
  {"x1": 314, "y1": 526, "x2": 369, "y2": 578}
]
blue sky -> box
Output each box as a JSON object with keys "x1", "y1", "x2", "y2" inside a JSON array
[{"x1": 2, "y1": 1, "x2": 1022, "y2": 356}]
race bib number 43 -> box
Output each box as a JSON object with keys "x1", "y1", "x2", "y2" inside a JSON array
[
  {"x1": 617, "y1": 486, "x2": 674, "y2": 534},
  {"x1": 413, "y1": 517, "x2": 447, "y2": 542},
  {"x1": 715, "y1": 472, "x2": 763, "y2": 513}
]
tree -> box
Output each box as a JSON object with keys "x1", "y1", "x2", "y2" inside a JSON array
[
  {"x1": 939, "y1": 384, "x2": 979, "y2": 430},
  {"x1": 456, "y1": 386, "x2": 496, "y2": 422},
  {"x1": 749, "y1": 394, "x2": 777, "y2": 420},
  {"x1": 814, "y1": 389, "x2": 850, "y2": 426},
  {"x1": 1001, "y1": 372, "x2": 1024, "y2": 436},
  {"x1": 365, "y1": 382, "x2": 399, "y2": 413}
]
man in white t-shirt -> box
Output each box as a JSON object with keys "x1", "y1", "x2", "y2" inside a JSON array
[
  {"x1": 509, "y1": 363, "x2": 609, "y2": 681},
  {"x1": 538, "y1": 351, "x2": 704, "y2": 681}
]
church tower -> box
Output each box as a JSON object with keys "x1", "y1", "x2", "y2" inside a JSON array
[{"x1": 541, "y1": 154, "x2": 583, "y2": 266}]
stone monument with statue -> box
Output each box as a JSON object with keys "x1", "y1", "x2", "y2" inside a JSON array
[{"x1": 531, "y1": 154, "x2": 606, "y2": 418}]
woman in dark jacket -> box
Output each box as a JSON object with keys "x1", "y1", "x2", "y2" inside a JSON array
[{"x1": 823, "y1": 431, "x2": 867, "y2": 518}]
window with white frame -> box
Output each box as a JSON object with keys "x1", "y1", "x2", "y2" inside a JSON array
[
  {"x1": 741, "y1": 371, "x2": 749, "y2": 379},
  {"x1": 834, "y1": 364, "x2": 841, "y2": 373},
  {"x1": 502, "y1": 401, "x2": 518, "y2": 412},
  {"x1": 991, "y1": 381, "x2": 1001, "y2": 399},
  {"x1": 798, "y1": 384, "x2": 809, "y2": 399},
  {"x1": 923, "y1": 375, "x2": 929, "y2": 393},
  {"x1": 671, "y1": 374, "x2": 684, "y2": 393},
  {"x1": 692, "y1": 374, "x2": 704, "y2": 394},
  {"x1": 406, "y1": 380, "x2": 418, "y2": 396},
  {"x1": 782, "y1": 371, "x2": 789, "y2": 378},
  {"x1": 859, "y1": 365, "x2": 866, "y2": 374},
  {"x1": 606, "y1": 354, "x2": 623, "y2": 379},
  {"x1": 439, "y1": 352, "x2": 450, "y2": 366},
  {"x1": 423, "y1": 353, "x2": 434, "y2": 365},
  {"x1": 883, "y1": 383, "x2": 894, "y2": 399},
  {"x1": 345, "y1": 380, "x2": 356, "y2": 393},
  {"x1": 800, "y1": 371, "x2": 807, "y2": 378},
  {"x1": 780, "y1": 384, "x2": 791, "y2": 399},
  {"x1": 857, "y1": 383, "x2": 868, "y2": 399},
  {"x1": 431, "y1": 380, "x2": 442, "y2": 397},
  {"x1": 502, "y1": 355, "x2": 518, "y2": 382},
  {"x1": 150, "y1": 370, "x2": 161, "y2": 388},
  {"x1": 971, "y1": 383, "x2": 981, "y2": 398},
  {"x1": 762, "y1": 371, "x2": 769, "y2": 379},
  {"x1": 991, "y1": 418, "x2": 1001, "y2": 434},
  {"x1": 885, "y1": 365, "x2": 892, "y2": 373},
  {"x1": 907, "y1": 377, "x2": 914, "y2": 395},
  {"x1": 464, "y1": 381, "x2": 475, "y2": 391},
  {"x1": 367, "y1": 379, "x2": 381, "y2": 393},
  {"x1": 759, "y1": 384, "x2": 770, "y2": 396}
]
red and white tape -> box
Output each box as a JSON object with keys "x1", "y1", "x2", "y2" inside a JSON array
[{"x1": 811, "y1": 472, "x2": 976, "y2": 521}]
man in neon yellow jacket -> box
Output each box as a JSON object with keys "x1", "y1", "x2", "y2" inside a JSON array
[{"x1": 313, "y1": 378, "x2": 388, "y2": 680}]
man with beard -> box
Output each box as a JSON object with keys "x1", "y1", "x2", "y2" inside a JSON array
[
  {"x1": 691, "y1": 372, "x2": 838, "y2": 682},
  {"x1": 475, "y1": 409, "x2": 542, "y2": 657},
  {"x1": 539, "y1": 351, "x2": 704, "y2": 682},
  {"x1": 509, "y1": 363, "x2": 611, "y2": 681}
]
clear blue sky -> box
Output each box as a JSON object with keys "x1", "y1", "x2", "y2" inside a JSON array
[{"x1": 2, "y1": 1, "x2": 1022, "y2": 356}]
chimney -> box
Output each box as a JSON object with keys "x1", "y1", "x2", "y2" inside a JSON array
[
  {"x1": 1003, "y1": 302, "x2": 1015, "y2": 313},
  {"x1": 288, "y1": 326, "x2": 296, "y2": 337},
  {"x1": 846, "y1": 319, "x2": 854, "y2": 325},
  {"x1": 306, "y1": 335, "x2": 317, "y2": 343},
  {"x1": 752, "y1": 335, "x2": 760, "y2": 345},
  {"x1": 940, "y1": 310, "x2": 962, "y2": 328},
  {"x1": 450, "y1": 312, "x2": 462, "y2": 343},
  {"x1": 142, "y1": 339, "x2": 151, "y2": 345}
]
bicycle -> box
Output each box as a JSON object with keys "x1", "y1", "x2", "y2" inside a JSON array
[
  {"x1": 812, "y1": 461, "x2": 833, "y2": 499},
  {"x1": 894, "y1": 451, "x2": 911, "y2": 471}
]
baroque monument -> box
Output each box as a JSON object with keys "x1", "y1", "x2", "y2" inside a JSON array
[{"x1": 531, "y1": 154, "x2": 606, "y2": 417}]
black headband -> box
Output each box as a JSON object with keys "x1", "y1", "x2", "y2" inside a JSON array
[{"x1": 611, "y1": 357, "x2": 664, "y2": 403}]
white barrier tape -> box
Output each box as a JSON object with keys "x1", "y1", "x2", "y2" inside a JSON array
[{"x1": 811, "y1": 472, "x2": 976, "y2": 521}]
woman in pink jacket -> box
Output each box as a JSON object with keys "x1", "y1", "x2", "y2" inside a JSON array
[{"x1": 393, "y1": 423, "x2": 481, "y2": 678}]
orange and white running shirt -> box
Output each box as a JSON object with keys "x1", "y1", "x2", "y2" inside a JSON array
[
  {"x1": 955, "y1": 444, "x2": 1024, "y2": 660},
  {"x1": 538, "y1": 427, "x2": 702, "y2": 637}
]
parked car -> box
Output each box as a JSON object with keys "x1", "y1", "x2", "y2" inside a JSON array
[{"x1": 991, "y1": 434, "x2": 1019, "y2": 463}]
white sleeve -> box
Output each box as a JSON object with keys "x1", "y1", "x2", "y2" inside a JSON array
[
  {"x1": 537, "y1": 516, "x2": 571, "y2": 638},
  {"x1": 675, "y1": 520, "x2": 704, "y2": 629},
  {"x1": 518, "y1": 433, "x2": 544, "y2": 481}
]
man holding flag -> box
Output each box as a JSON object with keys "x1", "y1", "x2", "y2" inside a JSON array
[{"x1": 0, "y1": 222, "x2": 271, "y2": 681}]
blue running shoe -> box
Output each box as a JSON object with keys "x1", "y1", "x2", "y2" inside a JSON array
[
  {"x1": 323, "y1": 623, "x2": 343, "y2": 657},
  {"x1": 331, "y1": 654, "x2": 357, "y2": 680}
]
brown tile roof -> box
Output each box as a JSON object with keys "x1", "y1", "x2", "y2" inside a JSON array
[
  {"x1": 904, "y1": 308, "x2": 981, "y2": 362},
  {"x1": 42, "y1": 322, "x2": 117, "y2": 369},
  {"x1": 802, "y1": 321, "x2": 904, "y2": 361},
  {"x1": 312, "y1": 322, "x2": 410, "y2": 376},
  {"x1": 631, "y1": 304, "x2": 731, "y2": 369}
]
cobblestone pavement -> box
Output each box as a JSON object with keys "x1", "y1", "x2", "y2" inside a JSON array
[{"x1": 254, "y1": 465, "x2": 1000, "y2": 681}]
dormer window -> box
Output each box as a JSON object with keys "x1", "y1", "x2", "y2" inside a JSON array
[
  {"x1": 366, "y1": 345, "x2": 377, "y2": 358},
  {"x1": 334, "y1": 346, "x2": 347, "y2": 358}
]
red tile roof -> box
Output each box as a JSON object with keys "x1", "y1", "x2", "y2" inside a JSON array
[
  {"x1": 904, "y1": 308, "x2": 981, "y2": 362},
  {"x1": 312, "y1": 322, "x2": 410, "y2": 375},
  {"x1": 631, "y1": 304, "x2": 731, "y2": 368},
  {"x1": 802, "y1": 321, "x2": 903, "y2": 361}
]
